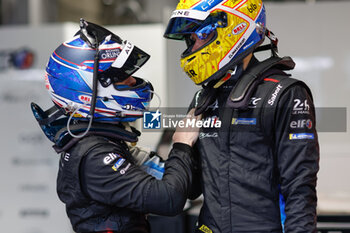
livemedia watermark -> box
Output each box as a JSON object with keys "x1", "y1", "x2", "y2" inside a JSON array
[{"x1": 140, "y1": 107, "x2": 347, "y2": 133}]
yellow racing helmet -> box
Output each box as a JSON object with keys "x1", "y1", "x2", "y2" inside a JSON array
[{"x1": 164, "y1": 0, "x2": 266, "y2": 85}]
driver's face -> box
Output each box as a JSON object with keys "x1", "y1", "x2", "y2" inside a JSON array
[
  {"x1": 190, "y1": 31, "x2": 215, "y2": 52},
  {"x1": 115, "y1": 76, "x2": 136, "y2": 86}
]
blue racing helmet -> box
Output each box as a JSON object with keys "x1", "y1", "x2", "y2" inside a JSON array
[{"x1": 45, "y1": 19, "x2": 153, "y2": 123}]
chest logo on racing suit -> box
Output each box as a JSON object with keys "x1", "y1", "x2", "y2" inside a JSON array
[
  {"x1": 289, "y1": 133, "x2": 314, "y2": 140},
  {"x1": 120, "y1": 163, "x2": 131, "y2": 175},
  {"x1": 199, "y1": 224, "x2": 213, "y2": 233},
  {"x1": 63, "y1": 153, "x2": 70, "y2": 162},
  {"x1": 248, "y1": 97, "x2": 262, "y2": 109},
  {"x1": 112, "y1": 158, "x2": 126, "y2": 171},
  {"x1": 292, "y1": 99, "x2": 310, "y2": 115},
  {"x1": 232, "y1": 118, "x2": 257, "y2": 125},
  {"x1": 199, "y1": 132, "x2": 218, "y2": 140},
  {"x1": 290, "y1": 119, "x2": 313, "y2": 129},
  {"x1": 268, "y1": 84, "x2": 283, "y2": 106},
  {"x1": 206, "y1": 99, "x2": 219, "y2": 111},
  {"x1": 103, "y1": 153, "x2": 120, "y2": 165}
]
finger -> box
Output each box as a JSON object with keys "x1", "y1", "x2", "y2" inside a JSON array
[{"x1": 187, "y1": 108, "x2": 195, "y2": 117}]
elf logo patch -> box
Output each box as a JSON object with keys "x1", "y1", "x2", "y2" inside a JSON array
[
  {"x1": 103, "y1": 153, "x2": 119, "y2": 165},
  {"x1": 290, "y1": 119, "x2": 313, "y2": 129}
]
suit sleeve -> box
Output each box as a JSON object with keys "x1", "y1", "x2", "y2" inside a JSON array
[
  {"x1": 82, "y1": 142, "x2": 194, "y2": 216},
  {"x1": 187, "y1": 143, "x2": 202, "y2": 200},
  {"x1": 186, "y1": 91, "x2": 203, "y2": 200},
  {"x1": 274, "y1": 84, "x2": 320, "y2": 232}
]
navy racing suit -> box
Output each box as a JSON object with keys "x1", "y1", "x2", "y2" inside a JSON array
[
  {"x1": 56, "y1": 124, "x2": 195, "y2": 233},
  {"x1": 189, "y1": 57, "x2": 320, "y2": 233}
]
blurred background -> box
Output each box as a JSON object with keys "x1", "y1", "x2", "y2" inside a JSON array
[{"x1": 0, "y1": 0, "x2": 350, "y2": 232}]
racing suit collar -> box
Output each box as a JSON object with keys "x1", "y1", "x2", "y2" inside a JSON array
[{"x1": 53, "y1": 122, "x2": 140, "y2": 153}]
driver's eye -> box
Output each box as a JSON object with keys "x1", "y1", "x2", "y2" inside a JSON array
[{"x1": 201, "y1": 33, "x2": 208, "y2": 39}]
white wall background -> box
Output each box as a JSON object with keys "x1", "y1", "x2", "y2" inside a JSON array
[{"x1": 266, "y1": 1, "x2": 350, "y2": 214}]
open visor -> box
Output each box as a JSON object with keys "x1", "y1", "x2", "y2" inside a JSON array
[
  {"x1": 164, "y1": 12, "x2": 227, "y2": 40},
  {"x1": 99, "y1": 41, "x2": 150, "y2": 87}
]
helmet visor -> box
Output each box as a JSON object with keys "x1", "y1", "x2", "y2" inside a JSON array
[
  {"x1": 113, "y1": 45, "x2": 150, "y2": 79},
  {"x1": 164, "y1": 12, "x2": 227, "y2": 40},
  {"x1": 99, "y1": 44, "x2": 150, "y2": 87}
]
